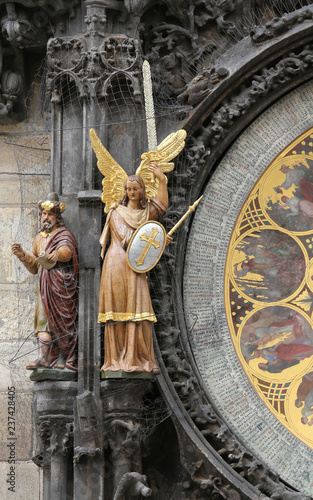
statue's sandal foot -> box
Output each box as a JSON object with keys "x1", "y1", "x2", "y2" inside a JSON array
[
  {"x1": 65, "y1": 362, "x2": 77, "y2": 372},
  {"x1": 54, "y1": 356, "x2": 66, "y2": 369},
  {"x1": 26, "y1": 358, "x2": 50, "y2": 370}
]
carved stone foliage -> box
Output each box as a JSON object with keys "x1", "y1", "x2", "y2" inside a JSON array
[
  {"x1": 0, "y1": 69, "x2": 22, "y2": 115},
  {"x1": 199, "y1": 44, "x2": 313, "y2": 147},
  {"x1": 139, "y1": 0, "x2": 309, "y2": 100},
  {"x1": 32, "y1": 416, "x2": 74, "y2": 467},
  {"x1": 84, "y1": 10, "x2": 107, "y2": 31},
  {"x1": 113, "y1": 472, "x2": 152, "y2": 500},
  {"x1": 84, "y1": 0, "x2": 134, "y2": 31},
  {"x1": 181, "y1": 471, "x2": 241, "y2": 500},
  {"x1": 1, "y1": 0, "x2": 80, "y2": 19},
  {"x1": 0, "y1": 0, "x2": 81, "y2": 119},
  {"x1": 39, "y1": 419, "x2": 74, "y2": 455},
  {"x1": 177, "y1": 66, "x2": 229, "y2": 107},
  {"x1": 31, "y1": 383, "x2": 76, "y2": 467},
  {"x1": 138, "y1": 0, "x2": 238, "y2": 97},
  {"x1": 47, "y1": 35, "x2": 142, "y2": 99},
  {"x1": 102, "y1": 380, "x2": 153, "y2": 499},
  {"x1": 108, "y1": 419, "x2": 141, "y2": 472},
  {"x1": 1, "y1": 9, "x2": 36, "y2": 49},
  {"x1": 48, "y1": 37, "x2": 87, "y2": 72},
  {"x1": 0, "y1": 0, "x2": 80, "y2": 48},
  {"x1": 250, "y1": 5, "x2": 313, "y2": 43},
  {"x1": 176, "y1": 22, "x2": 313, "y2": 110},
  {"x1": 136, "y1": 1, "x2": 313, "y2": 113},
  {"x1": 161, "y1": 0, "x2": 236, "y2": 34}
]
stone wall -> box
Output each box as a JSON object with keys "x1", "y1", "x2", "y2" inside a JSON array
[{"x1": 0, "y1": 124, "x2": 47, "y2": 499}]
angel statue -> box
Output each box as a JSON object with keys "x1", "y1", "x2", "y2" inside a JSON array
[{"x1": 90, "y1": 127, "x2": 186, "y2": 374}]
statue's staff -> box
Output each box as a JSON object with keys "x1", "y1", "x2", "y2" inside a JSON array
[
  {"x1": 127, "y1": 196, "x2": 203, "y2": 273},
  {"x1": 167, "y1": 195, "x2": 203, "y2": 238}
]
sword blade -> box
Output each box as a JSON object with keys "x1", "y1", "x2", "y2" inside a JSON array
[{"x1": 143, "y1": 60, "x2": 158, "y2": 151}]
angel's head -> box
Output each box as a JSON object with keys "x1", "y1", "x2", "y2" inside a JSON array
[{"x1": 120, "y1": 175, "x2": 147, "y2": 209}]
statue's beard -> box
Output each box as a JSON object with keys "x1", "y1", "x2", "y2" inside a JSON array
[{"x1": 40, "y1": 220, "x2": 57, "y2": 233}]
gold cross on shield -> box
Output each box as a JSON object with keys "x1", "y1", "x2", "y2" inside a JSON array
[{"x1": 136, "y1": 227, "x2": 160, "y2": 266}]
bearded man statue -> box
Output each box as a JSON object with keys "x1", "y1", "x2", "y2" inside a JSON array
[{"x1": 12, "y1": 192, "x2": 79, "y2": 371}]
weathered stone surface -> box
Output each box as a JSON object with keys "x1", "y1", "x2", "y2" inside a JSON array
[
  {"x1": 0, "y1": 391, "x2": 33, "y2": 459},
  {"x1": 0, "y1": 174, "x2": 23, "y2": 206},
  {"x1": 0, "y1": 341, "x2": 38, "y2": 392},
  {"x1": 30, "y1": 368, "x2": 77, "y2": 382},
  {"x1": 0, "y1": 125, "x2": 23, "y2": 174},
  {"x1": 0, "y1": 460, "x2": 40, "y2": 499},
  {"x1": 101, "y1": 370, "x2": 156, "y2": 379},
  {"x1": 0, "y1": 284, "x2": 35, "y2": 339},
  {"x1": 1, "y1": 205, "x2": 40, "y2": 284}
]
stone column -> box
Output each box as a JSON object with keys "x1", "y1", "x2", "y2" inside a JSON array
[
  {"x1": 32, "y1": 382, "x2": 76, "y2": 499},
  {"x1": 102, "y1": 380, "x2": 153, "y2": 499}
]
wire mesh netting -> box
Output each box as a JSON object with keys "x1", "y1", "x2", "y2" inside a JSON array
[
  {"x1": 1, "y1": 52, "x2": 201, "y2": 462},
  {"x1": 3, "y1": 0, "x2": 309, "y2": 464}
]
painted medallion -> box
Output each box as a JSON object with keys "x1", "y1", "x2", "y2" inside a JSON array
[{"x1": 225, "y1": 127, "x2": 313, "y2": 448}]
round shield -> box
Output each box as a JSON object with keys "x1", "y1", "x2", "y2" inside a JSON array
[{"x1": 127, "y1": 221, "x2": 166, "y2": 273}]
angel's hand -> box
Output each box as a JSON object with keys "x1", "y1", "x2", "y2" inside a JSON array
[
  {"x1": 148, "y1": 162, "x2": 166, "y2": 182},
  {"x1": 165, "y1": 234, "x2": 173, "y2": 246}
]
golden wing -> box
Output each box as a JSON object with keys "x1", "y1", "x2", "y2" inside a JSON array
[
  {"x1": 90, "y1": 129, "x2": 128, "y2": 213},
  {"x1": 136, "y1": 129, "x2": 187, "y2": 201}
]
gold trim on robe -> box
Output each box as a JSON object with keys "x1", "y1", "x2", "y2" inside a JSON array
[{"x1": 98, "y1": 311, "x2": 157, "y2": 323}]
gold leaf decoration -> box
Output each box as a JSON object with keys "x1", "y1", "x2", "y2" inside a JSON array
[{"x1": 292, "y1": 289, "x2": 313, "y2": 313}]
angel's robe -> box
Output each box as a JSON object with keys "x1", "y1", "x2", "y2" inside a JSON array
[{"x1": 98, "y1": 199, "x2": 165, "y2": 373}]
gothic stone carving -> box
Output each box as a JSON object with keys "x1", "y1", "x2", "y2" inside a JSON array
[
  {"x1": 47, "y1": 35, "x2": 142, "y2": 100},
  {"x1": 102, "y1": 380, "x2": 153, "y2": 499},
  {"x1": 0, "y1": 0, "x2": 80, "y2": 118},
  {"x1": 199, "y1": 45, "x2": 313, "y2": 148},
  {"x1": 31, "y1": 382, "x2": 76, "y2": 466},
  {"x1": 74, "y1": 390, "x2": 102, "y2": 463},
  {"x1": 250, "y1": 5, "x2": 313, "y2": 43},
  {"x1": 139, "y1": 0, "x2": 236, "y2": 98},
  {"x1": 113, "y1": 472, "x2": 151, "y2": 500},
  {"x1": 177, "y1": 66, "x2": 229, "y2": 107},
  {"x1": 39, "y1": 419, "x2": 73, "y2": 456},
  {"x1": 1, "y1": 8, "x2": 36, "y2": 49}
]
